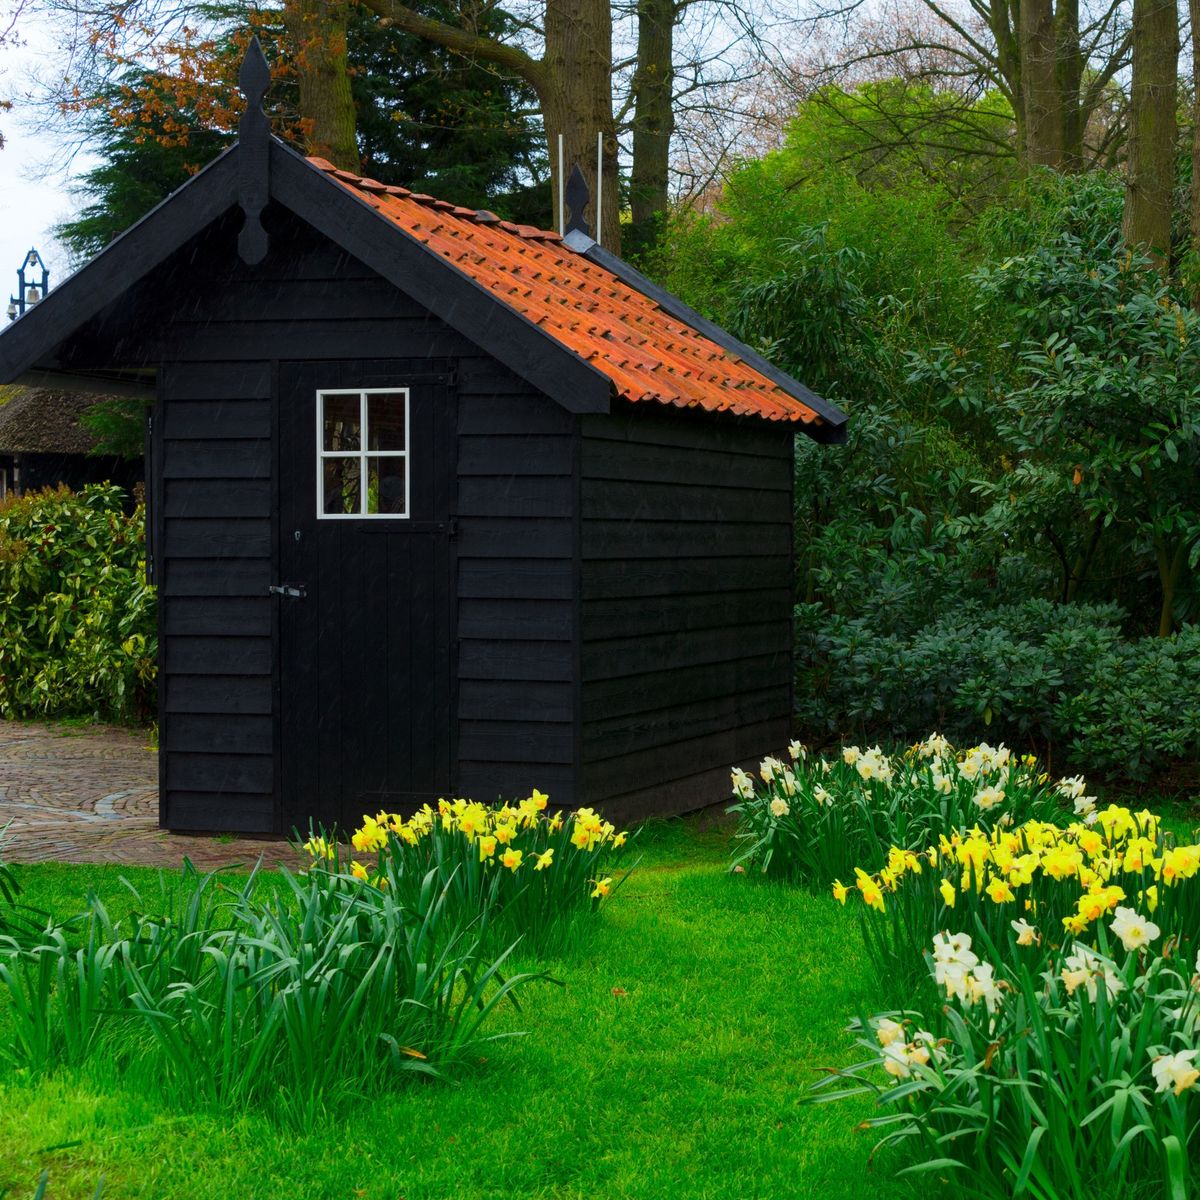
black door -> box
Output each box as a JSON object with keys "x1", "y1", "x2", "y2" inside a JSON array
[{"x1": 277, "y1": 360, "x2": 456, "y2": 835}]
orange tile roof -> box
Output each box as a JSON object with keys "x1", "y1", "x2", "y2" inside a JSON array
[{"x1": 307, "y1": 158, "x2": 826, "y2": 427}]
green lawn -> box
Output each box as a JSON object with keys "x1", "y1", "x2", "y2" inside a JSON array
[{"x1": 0, "y1": 820, "x2": 925, "y2": 1200}]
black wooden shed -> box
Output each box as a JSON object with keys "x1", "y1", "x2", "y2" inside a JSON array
[{"x1": 0, "y1": 52, "x2": 846, "y2": 834}]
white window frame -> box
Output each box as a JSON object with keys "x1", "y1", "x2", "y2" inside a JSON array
[{"x1": 316, "y1": 387, "x2": 410, "y2": 519}]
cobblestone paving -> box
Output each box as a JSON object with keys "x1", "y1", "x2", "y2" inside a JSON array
[{"x1": 0, "y1": 721, "x2": 297, "y2": 869}]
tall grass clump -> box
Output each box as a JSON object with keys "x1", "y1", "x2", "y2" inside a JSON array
[
  {"x1": 0, "y1": 860, "x2": 542, "y2": 1129},
  {"x1": 727, "y1": 735, "x2": 1067, "y2": 888},
  {"x1": 0, "y1": 827, "x2": 47, "y2": 949},
  {"x1": 305, "y1": 791, "x2": 634, "y2": 956}
]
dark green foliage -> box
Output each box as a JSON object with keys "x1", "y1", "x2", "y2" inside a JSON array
[
  {"x1": 0, "y1": 485, "x2": 155, "y2": 723},
  {"x1": 348, "y1": 4, "x2": 548, "y2": 224},
  {"x1": 56, "y1": 102, "x2": 230, "y2": 260},
  {"x1": 654, "y1": 99, "x2": 1198, "y2": 784},
  {"x1": 795, "y1": 599, "x2": 1200, "y2": 781}
]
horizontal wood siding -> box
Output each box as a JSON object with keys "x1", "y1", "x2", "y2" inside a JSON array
[
  {"x1": 143, "y1": 210, "x2": 581, "y2": 827},
  {"x1": 157, "y1": 354, "x2": 275, "y2": 831},
  {"x1": 579, "y1": 404, "x2": 794, "y2": 817},
  {"x1": 454, "y1": 384, "x2": 577, "y2": 805}
]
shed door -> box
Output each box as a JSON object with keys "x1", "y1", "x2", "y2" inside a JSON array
[{"x1": 277, "y1": 361, "x2": 456, "y2": 835}]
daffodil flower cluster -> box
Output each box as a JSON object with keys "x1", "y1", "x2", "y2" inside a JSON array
[
  {"x1": 837, "y1": 801, "x2": 1200, "y2": 971},
  {"x1": 302, "y1": 791, "x2": 631, "y2": 955},
  {"x1": 729, "y1": 734, "x2": 1067, "y2": 887}
]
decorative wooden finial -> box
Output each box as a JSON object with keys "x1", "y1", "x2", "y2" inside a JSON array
[
  {"x1": 237, "y1": 36, "x2": 271, "y2": 265},
  {"x1": 565, "y1": 163, "x2": 591, "y2": 239}
]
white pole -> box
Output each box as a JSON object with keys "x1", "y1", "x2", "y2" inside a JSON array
[
  {"x1": 557, "y1": 134, "x2": 565, "y2": 235},
  {"x1": 595, "y1": 131, "x2": 603, "y2": 247}
]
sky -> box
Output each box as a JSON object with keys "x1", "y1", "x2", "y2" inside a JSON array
[{"x1": 0, "y1": 10, "x2": 95, "y2": 312}]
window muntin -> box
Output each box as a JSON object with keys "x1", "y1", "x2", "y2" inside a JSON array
[{"x1": 316, "y1": 388, "x2": 409, "y2": 519}]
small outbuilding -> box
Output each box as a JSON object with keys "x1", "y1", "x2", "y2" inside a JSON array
[
  {"x1": 0, "y1": 46, "x2": 846, "y2": 834},
  {"x1": 0, "y1": 385, "x2": 142, "y2": 499}
]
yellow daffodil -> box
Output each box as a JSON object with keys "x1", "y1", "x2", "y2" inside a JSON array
[{"x1": 591, "y1": 877, "x2": 612, "y2": 900}]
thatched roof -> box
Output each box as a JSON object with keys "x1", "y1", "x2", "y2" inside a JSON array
[{"x1": 0, "y1": 385, "x2": 108, "y2": 455}]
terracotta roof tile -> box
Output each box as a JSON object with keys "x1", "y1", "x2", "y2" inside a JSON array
[{"x1": 309, "y1": 159, "x2": 823, "y2": 426}]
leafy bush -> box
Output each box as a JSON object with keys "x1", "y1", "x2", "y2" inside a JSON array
[
  {"x1": 811, "y1": 929, "x2": 1200, "y2": 1200},
  {"x1": 0, "y1": 484, "x2": 155, "y2": 722},
  {"x1": 0, "y1": 860, "x2": 541, "y2": 1129},
  {"x1": 728, "y1": 737, "x2": 1067, "y2": 889},
  {"x1": 796, "y1": 599, "x2": 1200, "y2": 782},
  {"x1": 309, "y1": 792, "x2": 633, "y2": 956}
]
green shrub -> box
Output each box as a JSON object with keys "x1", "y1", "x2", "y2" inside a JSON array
[
  {"x1": 727, "y1": 737, "x2": 1067, "y2": 888},
  {"x1": 0, "y1": 860, "x2": 541, "y2": 1130},
  {"x1": 0, "y1": 484, "x2": 155, "y2": 722},
  {"x1": 795, "y1": 599, "x2": 1200, "y2": 782}
]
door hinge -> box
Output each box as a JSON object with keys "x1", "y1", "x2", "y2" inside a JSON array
[{"x1": 268, "y1": 583, "x2": 307, "y2": 599}]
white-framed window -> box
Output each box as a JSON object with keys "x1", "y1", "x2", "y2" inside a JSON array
[{"x1": 316, "y1": 388, "x2": 410, "y2": 518}]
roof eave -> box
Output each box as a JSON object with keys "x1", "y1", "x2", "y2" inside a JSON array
[
  {"x1": 563, "y1": 230, "x2": 849, "y2": 443},
  {"x1": 0, "y1": 145, "x2": 242, "y2": 384}
]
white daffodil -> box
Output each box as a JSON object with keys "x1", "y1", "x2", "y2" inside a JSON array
[
  {"x1": 842, "y1": 745, "x2": 861, "y2": 766},
  {"x1": 760, "y1": 756, "x2": 784, "y2": 783},
  {"x1": 1058, "y1": 775, "x2": 1087, "y2": 800},
  {"x1": 881, "y1": 1040, "x2": 912, "y2": 1078},
  {"x1": 813, "y1": 784, "x2": 832, "y2": 807},
  {"x1": 974, "y1": 786, "x2": 1005, "y2": 811},
  {"x1": 1062, "y1": 946, "x2": 1124, "y2": 1002},
  {"x1": 1074, "y1": 794, "x2": 1098, "y2": 817},
  {"x1": 769, "y1": 797, "x2": 789, "y2": 819},
  {"x1": 730, "y1": 767, "x2": 755, "y2": 800},
  {"x1": 788, "y1": 740, "x2": 805, "y2": 761},
  {"x1": 1011, "y1": 918, "x2": 1038, "y2": 947},
  {"x1": 1110, "y1": 906, "x2": 1160, "y2": 953},
  {"x1": 1151, "y1": 1049, "x2": 1200, "y2": 1097},
  {"x1": 875, "y1": 1017, "x2": 904, "y2": 1047}
]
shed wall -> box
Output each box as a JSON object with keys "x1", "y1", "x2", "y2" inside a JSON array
[
  {"x1": 578, "y1": 405, "x2": 794, "y2": 820},
  {"x1": 141, "y1": 212, "x2": 575, "y2": 831}
]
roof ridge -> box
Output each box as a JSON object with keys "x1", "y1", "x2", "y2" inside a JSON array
[{"x1": 307, "y1": 157, "x2": 565, "y2": 243}]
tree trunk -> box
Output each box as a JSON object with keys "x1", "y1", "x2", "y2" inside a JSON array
[
  {"x1": 1020, "y1": 0, "x2": 1063, "y2": 168},
  {"x1": 627, "y1": 0, "x2": 675, "y2": 255},
  {"x1": 1189, "y1": 0, "x2": 1200, "y2": 303},
  {"x1": 1155, "y1": 540, "x2": 1185, "y2": 636},
  {"x1": 1123, "y1": 0, "x2": 1178, "y2": 268},
  {"x1": 361, "y1": 0, "x2": 620, "y2": 251},
  {"x1": 543, "y1": 0, "x2": 621, "y2": 251},
  {"x1": 1054, "y1": 0, "x2": 1084, "y2": 170},
  {"x1": 283, "y1": 0, "x2": 359, "y2": 171}
]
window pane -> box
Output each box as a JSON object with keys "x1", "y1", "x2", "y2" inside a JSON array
[
  {"x1": 367, "y1": 456, "x2": 406, "y2": 515},
  {"x1": 367, "y1": 392, "x2": 407, "y2": 451},
  {"x1": 323, "y1": 457, "x2": 361, "y2": 515},
  {"x1": 323, "y1": 394, "x2": 361, "y2": 452}
]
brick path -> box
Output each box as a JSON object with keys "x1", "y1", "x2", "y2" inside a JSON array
[{"x1": 0, "y1": 721, "x2": 298, "y2": 869}]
